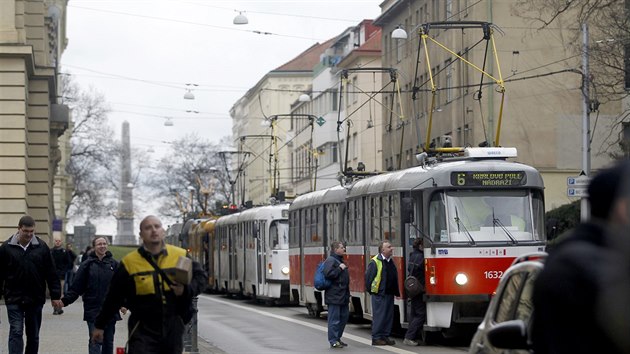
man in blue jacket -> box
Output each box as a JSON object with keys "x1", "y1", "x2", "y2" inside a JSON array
[
  {"x1": 365, "y1": 240, "x2": 399, "y2": 346},
  {"x1": 0, "y1": 215, "x2": 63, "y2": 354},
  {"x1": 63, "y1": 236, "x2": 125, "y2": 354},
  {"x1": 323, "y1": 241, "x2": 350, "y2": 349}
]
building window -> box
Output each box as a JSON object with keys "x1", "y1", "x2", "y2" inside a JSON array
[
  {"x1": 331, "y1": 89, "x2": 338, "y2": 111},
  {"x1": 446, "y1": 0, "x2": 453, "y2": 20},
  {"x1": 445, "y1": 59, "x2": 453, "y2": 103}
]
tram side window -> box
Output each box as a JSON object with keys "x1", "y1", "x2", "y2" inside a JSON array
[
  {"x1": 370, "y1": 197, "x2": 381, "y2": 246},
  {"x1": 391, "y1": 194, "x2": 399, "y2": 244},
  {"x1": 380, "y1": 195, "x2": 392, "y2": 241},
  {"x1": 356, "y1": 199, "x2": 363, "y2": 245},
  {"x1": 306, "y1": 207, "x2": 319, "y2": 246},
  {"x1": 289, "y1": 212, "x2": 297, "y2": 246},
  {"x1": 347, "y1": 201, "x2": 356, "y2": 244},
  {"x1": 318, "y1": 205, "x2": 325, "y2": 244},
  {"x1": 429, "y1": 192, "x2": 447, "y2": 242},
  {"x1": 327, "y1": 204, "x2": 336, "y2": 241}
]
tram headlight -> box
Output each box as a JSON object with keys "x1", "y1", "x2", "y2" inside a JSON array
[
  {"x1": 455, "y1": 273, "x2": 468, "y2": 286},
  {"x1": 281, "y1": 266, "x2": 290, "y2": 275}
]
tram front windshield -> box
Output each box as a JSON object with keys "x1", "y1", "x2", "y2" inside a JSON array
[
  {"x1": 270, "y1": 220, "x2": 289, "y2": 250},
  {"x1": 429, "y1": 190, "x2": 544, "y2": 243}
]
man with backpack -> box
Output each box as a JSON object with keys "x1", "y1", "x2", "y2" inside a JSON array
[{"x1": 323, "y1": 241, "x2": 350, "y2": 349}]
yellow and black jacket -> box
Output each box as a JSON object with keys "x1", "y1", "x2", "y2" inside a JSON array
[{"x1": 94, "y1": 244, "x2": 206, "y2": 330}]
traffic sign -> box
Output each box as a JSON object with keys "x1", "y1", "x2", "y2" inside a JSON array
[
  {"x1": 567, "y1": 187, "x2": 588, "y2": 197},
  {"x1": 316, "y1": 117, "x2": 326, "y2": 126},
  {"x1": 567, "y1": 175, "x2": 590, "y2": 186}
]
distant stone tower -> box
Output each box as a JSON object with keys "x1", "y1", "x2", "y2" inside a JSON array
[{"x1": 115, "y1": 121, "x2": 136, "y2": 245}]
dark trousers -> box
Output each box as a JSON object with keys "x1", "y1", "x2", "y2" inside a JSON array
[
  {"x1": 327, "y1": 304, "x2": 349, "y2": 344},
  {"x1": 127, "y1": 314, "x2": 185, "y2": 354},
  {"x1": 371, "y1": 293, "x2": 394, "y2": 340},
  {"x1": 6, "y1": 303, "x2": 43, "y2": 354},
  {"x1": 405, "y1": 295, "x2": 427, "y2": 340},
  {"x1": 87, "y1": 320, "x2": 116, "y2": 354}
]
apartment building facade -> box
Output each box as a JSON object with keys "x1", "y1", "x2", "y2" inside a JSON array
[
  {"x1": 0, "y1": 0, "x2": 70, "y2": 242},
  {"x1": 230, "y1": 40, "x2": 334, "y2": 206},
  {"x1": 374, "y1": 0, "x2": 623, "y2": 210}
]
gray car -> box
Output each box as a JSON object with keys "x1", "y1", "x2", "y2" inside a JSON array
[{"x1": 468, "y1": 252, "x2": 547, "y2": 354}]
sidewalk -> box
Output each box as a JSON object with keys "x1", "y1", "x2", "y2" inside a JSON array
[{"x1": 0, "y1": 298, "x2": 216, "y2": 354}]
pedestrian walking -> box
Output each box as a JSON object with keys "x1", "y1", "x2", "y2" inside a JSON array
[
  {"x1": 64, "y1": 243, "x2": 77, "y2": 293},
  {"x1": 92, "y1": 215, "x2": 207, "y2": 354},
  {"x1": 365, "y1": 240, "x2": 399, "y2": 346},
  {"x1": 62, "y1": 236, "x2": 125, "y2": 354},
  {"x1": 532, "y1": 160, "x2": 630, "y2": 354},
  {"x1": 324, "y1": 241, "x2": 350, "y2": 349},
  {"x1": 0, "y1": 215, "x2": 63, "y2": 354},
  {"x1": 403, "y1": 237, "x2": 426, "y2": 346},
  {"x1": 50, "y1": 238, "x2": 73, "y2": 315}
]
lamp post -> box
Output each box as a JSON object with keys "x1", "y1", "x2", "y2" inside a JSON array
[{"x1": 183, "y1": 184, "x2": 198, "y2": 353}]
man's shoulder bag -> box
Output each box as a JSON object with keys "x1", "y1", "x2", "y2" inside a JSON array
[{"x1": 140, "y1": 253, "x2": 197, "y2": 324}]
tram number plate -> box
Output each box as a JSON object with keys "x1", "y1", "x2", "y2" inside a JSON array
[
  {"x1": 484, "y1": 270, "x2": 504, "y2": 279},
  {"x1": 451, "y1": 171, "x2": 527, "y2": 187}
]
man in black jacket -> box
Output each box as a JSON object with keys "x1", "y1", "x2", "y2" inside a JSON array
[
  {"x1": 92, "y1": 215, "x2": 206, "y2": 354},
  {"x1": 50, "y1": 238, "x2": 72, "y2": 315},
  {"x1": 532, "y1": 161, "x2": 630, "y2": 354},
  {"x1": 0, "y1": 215, "x2": 63, "y2": 354},
  {"x1": 323, "y1": 241, "x2": 350, "y2": 349},
  {"x1": 63, "y1": 236, "x2": 124, "y2": 354}
]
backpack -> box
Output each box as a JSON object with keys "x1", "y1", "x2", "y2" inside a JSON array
[{"x1": 314, "y1": 258, "x2": 339, "y2": 291}]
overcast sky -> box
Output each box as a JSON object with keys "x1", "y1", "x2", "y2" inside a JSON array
[{"x1": 61, "y1": 0, "x2": 383, "y2": 235}]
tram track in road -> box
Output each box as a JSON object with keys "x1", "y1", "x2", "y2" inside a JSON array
[{"x1": 198, "y1": 294, "x2": 468, "y2": 353}]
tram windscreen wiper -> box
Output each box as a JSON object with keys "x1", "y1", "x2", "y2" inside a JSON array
[
  {"x1": 492, "y1": 208, "x2": 518, "y2": 244},
  {"x1": 454, "y1": 207, "x2": 475, "y2": 245}
]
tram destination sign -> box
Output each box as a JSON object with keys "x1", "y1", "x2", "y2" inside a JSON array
[{"x1": 451, "y1": 171, "x2": 527, "y2": 187}]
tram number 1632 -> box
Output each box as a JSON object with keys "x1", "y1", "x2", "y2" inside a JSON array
[{"x1": 484, "y1": 270, "x2": 504, "y2": 279}]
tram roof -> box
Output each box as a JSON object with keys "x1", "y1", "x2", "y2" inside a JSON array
[
  {"x1": 217, "y1": 203, "x2": 289, "y2": 225},
  {"x1": 347, "y1": 159, "x2": 543, "y2": 198},
  {"x1": 290, "y1": 185, "x2": 348, "y2": 210}
]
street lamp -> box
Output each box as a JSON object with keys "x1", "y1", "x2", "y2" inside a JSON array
[
  {"x1": 392, "y1": 25, "x2": 408, "y2": 40},
  {"x1": 233, "y1": 11, "x2": 248, "y2": 25}
]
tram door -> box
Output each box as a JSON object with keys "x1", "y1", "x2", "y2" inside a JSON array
[{"x1": 256, "y1": 220, "x2": 267, "y2": 293}]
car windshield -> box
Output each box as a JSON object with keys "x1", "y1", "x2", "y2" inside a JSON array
[{"x1": 428, "y1": 190, "x2": 544, "y2": 243}]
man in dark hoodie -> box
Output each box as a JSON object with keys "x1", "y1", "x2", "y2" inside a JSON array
[
  {"x1": 323, "y1": 241, "x2": 350, "y2": 349},
  {"x1": 0, "y1": 215, "x2": 63, "y2": 354},
  {"x1": 62, "y1": 236, "x2": 126, "y2": 354},
  {"x1": 532, "y1": 160, "x2": 630, "y2": 354}
]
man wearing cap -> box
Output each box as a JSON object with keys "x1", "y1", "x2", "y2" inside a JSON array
[{"x1": 532, "y1": 161, "x2": 630, "y2": 354}]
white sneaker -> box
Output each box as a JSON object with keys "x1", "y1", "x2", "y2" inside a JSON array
[{"x1": 403, "y1": 338, "x2": 418, "y2": 346}]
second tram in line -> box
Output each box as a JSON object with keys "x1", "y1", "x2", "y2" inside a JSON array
[
  {"x1": 175, "y1": 203, "x2": 292, "y2": 305},
  {"x1": 288, "y1": 147, "x2": 546, "y2": 336}
]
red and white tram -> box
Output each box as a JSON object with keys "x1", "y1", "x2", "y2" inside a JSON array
[{"x1": 289, "y1": 147, "x2": 546, "y2": 336}]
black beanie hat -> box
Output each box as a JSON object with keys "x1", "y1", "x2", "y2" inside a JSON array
[{"x1": 588, "y1": 160, "x2": 630, "y2": 219}]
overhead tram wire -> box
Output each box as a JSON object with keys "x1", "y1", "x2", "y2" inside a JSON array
[
  {"x1": 61, "y1": 65, "x2": 249, "y2": 92},
  {"x1": 182, "y1": 1, "x2": 367, "y2": 24},
  {"x1": 69, "y1": 5, "x2": 327, "y2": 41}
]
